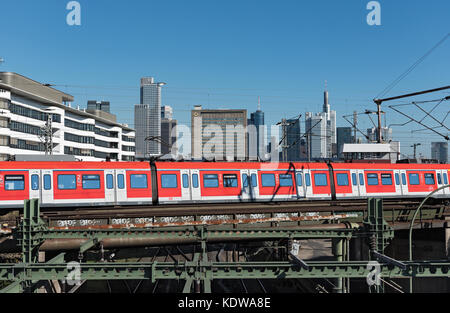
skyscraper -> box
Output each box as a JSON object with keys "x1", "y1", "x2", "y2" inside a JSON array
[
  {"x1": 247, "y1": 99, "x2": 265, "y2": 160},
  {"x1": 337, "y1": 127, "x2": 354, "y2": 159},
  {"x1": 431, "y1": 142, "x2": 448, "y2": 163},
  {"x1": 367, "y1": 127, "x2": 392, "y2": 143},
  {"x1": 305, "y1": 88, "x2": 336, "y2": 159},
  {"x1": 134, "y1": 77, "x2": 166, "y2": 158},
  {"x1": 160, "y1": 105, "x2": 177, "y2": 156}
]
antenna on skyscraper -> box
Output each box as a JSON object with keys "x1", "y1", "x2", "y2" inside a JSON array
[{"x1": 257, "y1": 96, "x2": 261, "y2": 111}]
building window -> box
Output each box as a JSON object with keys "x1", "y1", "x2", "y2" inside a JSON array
[
  {"x1": 381, "y1": 174, "x2": 393, "y2": 185},
  {"x1": 64, "y1": 119, "x2": 94, "y2": 132},
  {"x1": 64, "y1": 132, "x2": 95, "y2": 144},
  {"x1": 9, "y1": 102, "x2": 61, "y2": 123},
  {"x1": 5, "y1": 175, "x2": 25, "y2": 191},
  {"x1": 336, "y1": 173, "x2": 349, "y2": 186},
  {"x1": 408, "y1": 173, "x2": 420, "y2": 185},
  {"x1": 261, "y1": 174, "x2": 276, "y2": 187},
  {"x1": 314, "y1": 173, "x2": 328, "y2": 186},
  {"x1": 367, "y1": 173, "x2": 379, "y2": 186},
  {"x1": 57, "y1": 174, "x2": 76, "y2": 190},
  {"x1": 161, "y1": 174, "x2": 178, "y2": 188},
  {"x1": 130, "y1": 174, "x2": 148, "y2": 189},
  {"x1": 279, "y1": 174, "x2": 293, "y2": 187},
  {"x1": 203, "y1": 174, "x2": 219, "y2": 188}
]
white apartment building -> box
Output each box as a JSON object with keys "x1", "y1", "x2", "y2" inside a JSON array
[{"x1": 0, "y1": 72, "x2": 135, "y2": 161}]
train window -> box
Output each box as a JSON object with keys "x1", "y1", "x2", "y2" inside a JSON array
[
  {"x1": 296, "y1": 173, "x2": 303, "y2": 186},
  {"x1": 444, "y1": 173, "x2": 448, "y2": 185},
  {"x1": 351, "y1": 173, "x2": 357, "y2": 186},
  {"x1": 223, "y1": 174, "x2": 238, "y2": 187},
  {"x1": 130, "y1": 174, "x2": 148, "y2": 189},
  {"x1": 424, "y1": 173, "x2": 435, "y2": 185},
  {"x1": 279, "y1": 174, "x2": 293, "y2": 187},
  {"x1": 5, "y1": 175, "x2": 25, "y2": 191},
  {"x1": 106, "y1": 174, "x2": 114, "y2": 189},
  {"x1": 31, "y1": 174, "x2": 39, "y2": 190},
  {"x1": 82, "y1": 175, "x2": 101, "y2": 189},
  {"x1": 242, "y1": 174, "x2": 249, "y2": 188},
  {"x1": 381, "y1": 174, "x2": 392, "y2": 185},
  {"x1": 367, "y1": 174, "x2": 378, "y2": 186},
  {"x1": 359, "y1": 173, "x2": 364, "y2": 186},
  {"x1": 161, "y1": 174, "x2": 178, "y2": 188},
  {"x1": 203, "y1": 174, "x2": 219, "y2": 188},
  {"x1": 182, "y1": 174, "x2": 189, "y2": 188},
  {"x1": 251, "y1": 174, "x2": 257, "y2": 187},
  {"x1": 401, "y1": 173, "x2": 406, "y2": 185},
  {"x1": 437, "y1": 173, "x2": 442, "y2": 185},
  {"x1": 261, "y1": 174, "x2": 276, "y2": 187},
  {"x1": 44, "y1": 174, "x2": 51, "y2": 190},
  {"x1": 336, "y1": 173, "x2": 349, "y2": 186},
  {"x1": 57, "y1": 175, "x2": 76, "y2": 190},
  {"x1": 395, "y1": 173, "x2": 400, "y2": 185},
  {"x1": 408, "y1": 173, "x2": 420, "y2": 185},
  {"x1": 314, "y1": 173, "x2": 328, "y2": 186},
  {"x1": 305, "y1": 173, "x2": 311, "y2": 186},
  {"x1": 117, "y1": 174, "x2": 125, "y2": 189},
  {"x1": 192, "y1": 174, "x2": 199, "y2": 188}
]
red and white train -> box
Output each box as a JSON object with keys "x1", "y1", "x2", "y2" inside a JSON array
[{"x1": 0, "y1": 161, "x2": 449, "y2": 208}]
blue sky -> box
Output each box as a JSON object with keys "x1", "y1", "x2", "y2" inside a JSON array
[{"x1": 1, "y1": 0, "x2": 449, "y2": 158}]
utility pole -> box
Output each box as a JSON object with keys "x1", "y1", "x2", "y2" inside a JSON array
[
  {"x1": 411, "y1": 143, "x2": 421, "y2": 160},
  {"x1": 39, "y1": 114, "x2": 53, "y2": 155}
]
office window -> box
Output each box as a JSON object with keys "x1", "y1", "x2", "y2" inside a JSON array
[
  {"x1": 57, "y1": 174, "x2": 76, "y2": 190},
  {"x1": 395, "y1": 173, "x2": 400, "y2": 185},
  {"x1": 359, "y1": 173, "x2": 364, "y2": 186},
  {"x1": 305, "y1": 173, "x2": 311, "y2": 186},
  {"x1": 296, "y1": 173, "x2": 303, "y2": 186},
  {"x1": 161, "y1": 174, "x2": 178, "y2": 188},
  {"x1": 223, "y1": 174, "x2": 238, "y2": 187},
  {"x1": 106, "y1": 174, "x2": 114, "y2": 189},
  {"x1": 314, "y1": 173, "x2": 328, "y2": 186},
  {"x1": 381, "y1": 174, "x2": 393, "y2": 185},
  {"x1": 203, "y1": 174, "x2": 219, "y2": 188},
  {"x1": 352, "y1": 173, "x2": 357, "y2": 186},
  {"x1": 5, "y1": 175, "x2": 25, "y2": 191},
  {"x1": 82, "y1": 175, "x2": 100, "y2": 189},
  {"x1": 182, "y1": 174, "x2": 189, "y2": 188},
  {"x1": 261, "y1": 174, "x2": 276, "y2": 187},
  {"x1": 251, "y1": 174, "x2": 257, "y2": 187},
  {"x1": 401, "y1": 173, "x2": 406, "y2": 185},
  {"x1": 242, "y1": 174, "x2": 249, "y2": 188},
  {"x1": 367, "y1": 174, "x2": 379, "y2": 186},
  {"x1": 192, "y1": 174, "x2": 199, "y2": 188},
  {"x1": 117, "y1": 174, "x2": 125, "y2": 189},
  {"x1": 130, "y1": 174, "x2": 148, "y2": 189},
  {"x1": 424, "y1": 173, "x2": 435, "y2": 185},
  {"x1": 31, "y1": 174, "x2": 39, "y2": 190},
  {"x1": 409, "y1": 173, "x2": 420, "y2": 185},
  {"x1": 44, "y1": 174, "x2": 51, "y2": 190},
  {"x1": 336, "y1": 173, "x2": 349, "y2": 186},
  {"x1": 279, "y1": 174, "x2": 293, "y2": 187}
]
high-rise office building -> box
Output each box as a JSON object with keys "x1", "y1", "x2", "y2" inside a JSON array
[
  {"x1": 280, "y1": 118, "x2": 301, "y2": 161},
  {"x1": 135, "y1": 77, "x2": 165, "y2": 158},
  {"x1": 247, "y1": 101, "x2": 265, "y2": 160},
  {"x1": 161, "y1": 105, "x2": 173, "y2": 120},
  {"x1": 160, "y1": 105, "x2": 177, "y2": 156},
  {"x1": 431, "y1": 142, "x2": 448, "y2": 163},
  {"x1": 191, "y1": 106, "x2": 247, "y2": 161},
  {"x1": 337, "y1": 127, "x2": 354, "y2": 159},
  {"x1": 367, "y1": 127, "x2": 392, "y2": 143},
  {"x1": 305, "y1": 88, "x2": 336, "y2": 159}
]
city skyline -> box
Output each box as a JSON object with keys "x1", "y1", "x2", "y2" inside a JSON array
[{"x1": 0, "y1": 0, "x2": 448, "y2": 159}]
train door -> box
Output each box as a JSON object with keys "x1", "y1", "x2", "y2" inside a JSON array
[
  {"x1": 356, "y1": 170, "x2": 366, "y2": 198},
  {"x1": 436, "y1": 170, "x2": 446, "y2": 196},
  {"x1": 181, "y1": 169, "x2": 191, "y2": 201},
  {"x1": 393, "y1": 170, "x2": 403, "y2": 196},
  {"x1": 190, "y1": 169, "x2": 201, "y2": 201},
  {"x1": 41, "y1": 170, "x2": 53, "y2": 204},
  {"x1": 350, "y1": 170, "x2": 359, "y2": 197},
  {"x1": 303, "y1": 169, "x2": 314, "y2": 198},
  {"x1": 104, "y1": 170, "x2": 116, "y2": 204},
  {"x1": 249, "y1": 169, "x2": 259, "y2": 200},
  {"x1": 399, "y1": 170, "x2": 407, "y2": 196},
  {"x1": 29, "y1": 170, "x2": 40, "y2": 201},
  {"x1": 115, "y1": 170, "x2": 127, "y2": 203},
  {"x1": 294, "y1": 170, "x2": 305, "y2": 199}
]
